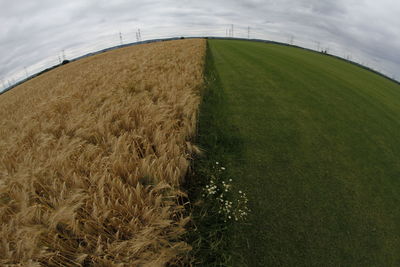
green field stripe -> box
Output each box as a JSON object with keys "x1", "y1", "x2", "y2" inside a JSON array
[{"x1": 203, "y1": 39, "x2": 400, "y2": 266}]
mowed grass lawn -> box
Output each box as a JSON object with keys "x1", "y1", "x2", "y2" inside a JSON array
[{"x1": 200, "y1": 39, "x2": 400, "y2": 266}]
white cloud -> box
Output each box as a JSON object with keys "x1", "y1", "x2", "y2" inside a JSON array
[{"x1": 1, "y1": 0, "x2": 399, "y2": 90}]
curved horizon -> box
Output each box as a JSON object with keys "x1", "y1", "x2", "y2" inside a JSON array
[
  {"x1": 1, "y1": 0, "x2": 400, "y2": 91},
  {"x1": 2, "y1": 34, "x2": 399, "y2": 94}
]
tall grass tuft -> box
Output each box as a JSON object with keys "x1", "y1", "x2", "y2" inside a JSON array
[{"x1": 0, "y1": 39, "x2": 206, "y2": 266}]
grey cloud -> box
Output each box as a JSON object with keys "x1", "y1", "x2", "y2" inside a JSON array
[{"x1": 1, "y1": 0, "x2": 400, "y2": 89}]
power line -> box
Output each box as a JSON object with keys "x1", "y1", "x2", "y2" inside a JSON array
[
  {"x1": 315, "y1": 41, "x2": 320, "y2": 51},
  {"x1": 2, "y1": 29, "x2": 396, "y2": 90},
  {"x1": 136, "y1": 29, "x2": 142, "y2": 42},
  {"x1": 289, "y1": 35, "x2": 294, "y2": 45}
]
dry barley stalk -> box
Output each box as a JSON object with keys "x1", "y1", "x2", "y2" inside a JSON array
[{"x1": 0, "y1": 39, "x2": 206, "y2": 266}]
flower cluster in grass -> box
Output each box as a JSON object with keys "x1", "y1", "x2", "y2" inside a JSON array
[{"x1": 202, "y1": 162, "x2": 250, "y2": 222}]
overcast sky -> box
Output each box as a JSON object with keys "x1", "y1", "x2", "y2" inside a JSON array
[{"x1": 1, "y1": 0, "x2": 399, "y2": 91}]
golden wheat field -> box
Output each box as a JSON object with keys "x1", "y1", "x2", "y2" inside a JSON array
[{"x1": 0, "y1": 39, "x2": 206, "y2": 266}]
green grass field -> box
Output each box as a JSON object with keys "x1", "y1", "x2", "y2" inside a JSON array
[{"x1": 196, "y1": 39, "x2": 400, "y2": 266}]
